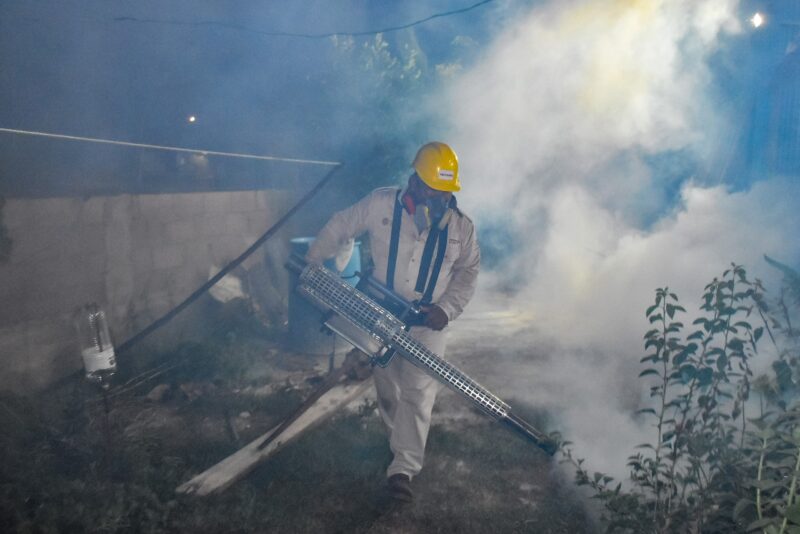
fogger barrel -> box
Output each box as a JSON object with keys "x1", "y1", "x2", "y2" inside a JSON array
[{"x1": 286, "y1": 255, "x2": 557, "y2": 455}]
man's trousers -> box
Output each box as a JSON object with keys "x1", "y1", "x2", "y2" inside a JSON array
[{"x1": 372, "y1": 327, "x2": 445, "y2": 479}]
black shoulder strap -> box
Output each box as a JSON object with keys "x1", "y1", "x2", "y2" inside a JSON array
[
  {"x1": 386, "y1": 191, "x2": 403, "y2": 290},
  {"x1": 425, "y1": 226, "x2": 449, "y2": 304},
  {"x1": 415, "y1": 226, "x2": 440, "y2": 294},
  {"x1": 419, "y1": 225, "x2": 449, "y2": 305}
]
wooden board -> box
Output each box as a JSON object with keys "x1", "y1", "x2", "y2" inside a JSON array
[{"x1": 176, "y1": 377, "x2": 373, "y2": 497}]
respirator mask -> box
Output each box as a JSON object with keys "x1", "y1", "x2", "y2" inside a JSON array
[{"x1": 413, "y1": 195, "x2": 450, "y2": 233}]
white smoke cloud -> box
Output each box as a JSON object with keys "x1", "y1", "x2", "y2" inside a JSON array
[
  {"x1": 437, "y1": 0, "x2": 800, "y2": 478},
  {"x1": 527, "y1": 178, "x2": 800, "y2": 353},
  {"x1": 448, "y1": 0, "x2": 742, "y2": 211}
]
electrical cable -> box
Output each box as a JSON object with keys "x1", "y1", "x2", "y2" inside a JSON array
[
  {"x1": 0, "y1": 127, "x2": 339, "y2": 166},
  {"x1": 106, "y1": 0, "x2": 496, "y2": 39},
  {"x1": 115, "y1": 162, "x2": 343, "y2": 354},
  {"x1": 45, "y1": 161, "x2": 343, "y2": 394}
]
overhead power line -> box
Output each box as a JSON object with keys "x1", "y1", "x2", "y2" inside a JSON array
[
  {"x1": 0, "y1": 127, "x2": 341, "y2": 166},
  {"x1": 110, "y1": 0, "x2": 496, "y2": 39}
]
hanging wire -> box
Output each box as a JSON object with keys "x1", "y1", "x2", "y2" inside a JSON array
[
  {"x1": 0, "y1": 128, "x2": 339, "y2": 166},
  {"x1": 110, "y1": 0, "x2": 496, "y2": 39},
  {"x1": 115, "y1": 162, "x2": 343, "y2": 354},
  {"x1": 41, "y1": 155, "x2": 343, "y2": 394}
]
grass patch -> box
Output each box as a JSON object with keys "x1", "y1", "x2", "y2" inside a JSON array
[{"x1": 1, "y1": 305, "x2": 591, "y2": 533}]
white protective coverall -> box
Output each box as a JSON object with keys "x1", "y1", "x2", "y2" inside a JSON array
[{"x1": 306, "y1": 186, "x2": 480, "y2": 479}]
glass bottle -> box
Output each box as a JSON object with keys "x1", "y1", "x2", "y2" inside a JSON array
[{"x1": 74, "y1": 303, "x2": 116, "y2": 384}]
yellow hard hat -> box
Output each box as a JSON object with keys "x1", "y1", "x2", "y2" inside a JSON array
[{"x1": 412, "y1": 142, "x2": 460, "y2": 192}]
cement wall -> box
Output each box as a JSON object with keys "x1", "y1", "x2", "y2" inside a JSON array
[{"x1": 0, "y1": 190, "x2": 294, "y2": 393}]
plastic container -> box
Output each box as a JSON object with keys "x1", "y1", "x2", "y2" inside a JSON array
[{"x1": 288, "y1": 237, "x2": 361, "y2": 354}]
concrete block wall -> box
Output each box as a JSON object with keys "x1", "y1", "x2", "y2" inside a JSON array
[{"x1": 0, "y1": 189, "x2": 294, "y2": 393}]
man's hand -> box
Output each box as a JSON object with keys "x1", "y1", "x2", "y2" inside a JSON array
[{"x1": 420, "y1": 304, "x2": 449, "y2": 331}]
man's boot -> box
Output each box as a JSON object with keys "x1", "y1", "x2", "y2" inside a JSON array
[{"x1": 387, "y1": 473, "x2": 413, "y2": 503}]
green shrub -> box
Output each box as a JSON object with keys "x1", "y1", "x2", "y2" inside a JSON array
[{"x1": 564, "y1": 262, "x2": 800, "y2": 533}]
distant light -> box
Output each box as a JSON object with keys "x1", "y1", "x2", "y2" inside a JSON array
[
  {"x1": 751, "y1": 12, "x2": 764, "y2": 28},
  {"x1": 187, "y1": 115, "x2": 197, "y2": 123}
]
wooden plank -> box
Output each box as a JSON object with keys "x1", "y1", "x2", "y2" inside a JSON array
[{"x1": 176, "y1": 377, "x2": 373, "y2": 497}]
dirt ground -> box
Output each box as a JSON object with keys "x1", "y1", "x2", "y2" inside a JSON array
[{"x1": 0, "y1": 302, "x2": 595, "y2": 533}]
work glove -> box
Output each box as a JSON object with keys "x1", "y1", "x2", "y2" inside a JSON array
[{"x1": 420, "y1": 304, "x2": 449, "y2": 331}]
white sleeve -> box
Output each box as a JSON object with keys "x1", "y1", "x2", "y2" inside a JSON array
[{"x1": 305, "y1": 193, "x2": 372, "y2": 265}]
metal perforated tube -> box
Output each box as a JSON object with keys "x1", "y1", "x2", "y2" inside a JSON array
[{"x1": 297, "y1": 263, "x2": 510, "y2": 419}]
